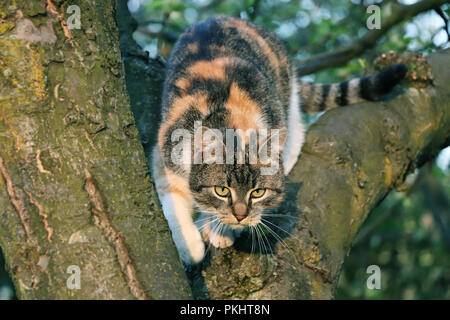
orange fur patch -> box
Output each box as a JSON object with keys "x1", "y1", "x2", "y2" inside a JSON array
[
  {"x1": 226, "y1": 82, "x2": 263, "y2": 133},
  {"x1": 152, "y1": 147, "x2": 191, "y2": 199},
  {"x1": 175, "y1": 78, "x2": 191, "y2": 90},
  {"x1": 186, "y1": 57, "x2": 231, "y2": 81}
]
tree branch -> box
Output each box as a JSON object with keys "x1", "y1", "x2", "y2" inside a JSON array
[
  {"x1": 188, "y1": 49, "x2": 450, "y2": 299},
  {"x1": 296, "y1": 0, "x2": 448, "y2": 76},
  {"x1": 115, "y1": 2, "x2": 450, "y2": 298}
]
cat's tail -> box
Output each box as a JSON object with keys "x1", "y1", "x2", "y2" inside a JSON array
[{"x1": 299, "y1": 64, "x2": 408, "y2": 113}]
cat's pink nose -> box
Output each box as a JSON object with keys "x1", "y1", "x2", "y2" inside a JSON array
[
  {"x1": 233, "y1": 203, "x2": 247, "y2": 221},
  {"x1": 234, "y1": 203, "x2": 247, "y2": 215}
]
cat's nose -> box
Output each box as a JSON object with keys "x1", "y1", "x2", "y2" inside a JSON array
[{"x1": 233, "y1": 203, "x2": 247, "y2": 221}]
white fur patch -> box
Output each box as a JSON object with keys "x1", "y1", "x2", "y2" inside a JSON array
[
  {"x1": 282, "y1": 72, "x2": 305, "y2": 175},
  {"x1": 151, "y1": 152, "x2": 205, "y2": 264},
  {"x1": 158, "y1": 193, "x2": 205, "y2": 264},
  {"x1": 196, "y1": 213, "x2": 235, "y2": 248},
  {"x1": 209, "y1": 222, "x2": 235, "y2": 248}
]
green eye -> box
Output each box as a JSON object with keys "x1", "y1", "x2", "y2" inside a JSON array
[
  {"x1": 214, "y1": 186, "x2": 230, "y2": 197},
  {"x1": 251, "y1": 188, "x2": 266, "y2": 198}
]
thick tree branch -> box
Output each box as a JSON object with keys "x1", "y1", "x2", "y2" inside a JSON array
[
  {"x1": 114, "y1": 1, "x2": 450, "y2": 298},
  {"x1": 189, "y1": 49, "x2": 449, "y2": 299},
  {"x1": 296, "y1": 0, "x2": 448, "y2": 76}
]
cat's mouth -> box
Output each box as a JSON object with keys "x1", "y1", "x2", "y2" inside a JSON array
[
  {"x1": 224, "y1": 215, "x2": 260, "y2": 229},
  {"x1": 227, "y1": 222, "x2": 246, "y2": 229}
]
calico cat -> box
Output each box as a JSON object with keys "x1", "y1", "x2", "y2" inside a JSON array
[{"x1": 151, "y1": 15, "x2": 407, "y2": 264}]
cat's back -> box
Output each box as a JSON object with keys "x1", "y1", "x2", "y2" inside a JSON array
[
  {"x1": 158, "y1": 16, "x2": 293, "y2": 155},
  {"x1": 161, "y1": 15, "x2": 292, "y2": 117}
]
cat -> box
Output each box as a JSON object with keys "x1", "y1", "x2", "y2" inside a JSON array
[{"x1": 151, "y1": 15, "x2": 407, "y2": 265}]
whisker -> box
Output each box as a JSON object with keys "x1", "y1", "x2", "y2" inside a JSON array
[
  {"x1": 259, "y1": 220, "x2": 301, "y2": 268},
  {"x1": 259, "y1": 221, "x2": 299, "y2": 263},
  {"x1": 260, "y1": 213, "x2": 297, "y2": 219},
  {"x1": 250, "y1": 226, "x2": 256, "y2": 255},
  {"x1": 259, "y1": 221, "x2": 289, "y2": 251},
  {"x1": 205, "y1": 220, "x2": 221, "y2": 255},
  {"x1": 260, "y1": 217, "x2": 302, "y2": 242},
  {"x1": 254, "y1": 224, "x2": 273, "y2": 265},
  {"x1": 195, "y1": 215, "x2": 215, "y2": 223},
  {"x1": 197, "y1": 217, "x2": 218, "y2": 232}
]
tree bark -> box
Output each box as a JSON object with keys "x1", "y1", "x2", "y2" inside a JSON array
[{"x1": 0, "y1": 0, "x2": 191, "y2": 299}]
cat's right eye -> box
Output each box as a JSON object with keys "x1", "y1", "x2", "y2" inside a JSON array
[{"x1": 214, "y1": 186, "x2": 230, "y2": 197}]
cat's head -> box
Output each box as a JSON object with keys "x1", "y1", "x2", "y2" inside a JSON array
[{"x1": 188, "y1": 128, "x2": 285, "y2": 229}]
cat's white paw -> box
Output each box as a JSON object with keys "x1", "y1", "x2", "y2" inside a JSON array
[
  {"x1": 196, "y1": 215, "x2": 235, "y2": 248},
  {"x1": 209, "y1": 226, "x2": 235, "y2": 248},
  {"x1": 178, "y1": 238, "x2": 205, "y2": 264}
]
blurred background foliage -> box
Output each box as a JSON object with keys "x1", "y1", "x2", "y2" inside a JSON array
[{"x1": 1, "y1": 0, "x2": 448, "y2": 300}]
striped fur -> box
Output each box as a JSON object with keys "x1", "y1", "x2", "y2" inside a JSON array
[
  {"x1": 151, "y1": 15, "x2": 407, "y2": 264},
  {"x1": 299, "y1": 64, "x2": 408, "y2": 112}
]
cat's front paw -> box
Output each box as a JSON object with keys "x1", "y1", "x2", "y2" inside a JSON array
[
  {"x1": 178, "y1": 238, "x2": 206, "y2": 265},
  {"x1": 209, "y1": 226, "x2": 235, "y2": 248}
]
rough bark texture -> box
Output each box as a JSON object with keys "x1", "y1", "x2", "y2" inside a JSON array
[{"x1": 0, "y1": 0, "x2": 191, "y2": 299}]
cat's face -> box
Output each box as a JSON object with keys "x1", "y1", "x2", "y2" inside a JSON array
[{"x1": 189, "y1": 161, "x2": 285, "y2": 229}]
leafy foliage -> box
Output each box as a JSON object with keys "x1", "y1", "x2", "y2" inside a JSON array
[{"x1": 337, "y1": 164, "x2": 450, "y2": 299}]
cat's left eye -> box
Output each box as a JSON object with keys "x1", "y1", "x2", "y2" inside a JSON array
[
  {"x1": 250, "y1": 188, "x2": 266, "y2": 198},
  {"x1": 214, "y1": 186, "x2": 230, "y2": 197}
]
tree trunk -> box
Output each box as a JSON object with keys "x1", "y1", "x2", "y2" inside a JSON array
[{"x1": 0, "y1": 0, "x2": 191, "y2": 299}]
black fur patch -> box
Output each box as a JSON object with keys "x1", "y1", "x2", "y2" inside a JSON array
[
  {"x1": 360, "y1": 64, "x2": 408, "y2": 101},
  {"x1": 320, "y1": 84, "x2": 331, "y2": 110},
  {"x1": 336, "y1": 81, "x2": 349, "y2": 106}
]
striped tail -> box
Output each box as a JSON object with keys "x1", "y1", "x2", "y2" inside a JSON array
[{"x1": 299, "y1": 64, "x2": 408, "y2": 113}]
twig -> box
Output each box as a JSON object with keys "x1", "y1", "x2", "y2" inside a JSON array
[{"x1": 296, "y1": 0, "x2": 449, "y2": 76}]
